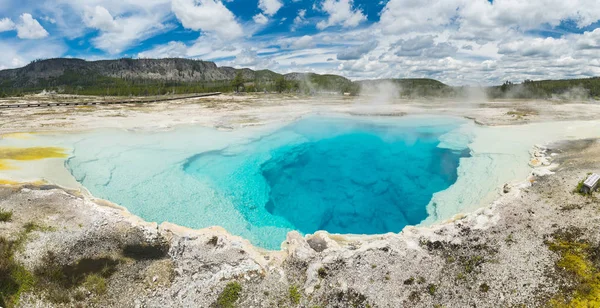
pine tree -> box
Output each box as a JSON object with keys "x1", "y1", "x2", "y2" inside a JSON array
[{"x1": 231, "y1": 72, "x2": 244, "y2": 93}]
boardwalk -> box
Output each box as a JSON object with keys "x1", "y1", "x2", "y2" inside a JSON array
[{"x1": 0, "y1": 92, "x2": 222, "y2": 109}]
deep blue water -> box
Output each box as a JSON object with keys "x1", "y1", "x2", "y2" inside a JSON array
[
  {"x1": 67, "y1": 115, "x2": 470, "y2": 250},
  {"x1": 183, "y1": 116, "x2": 470, "y2": 246}
]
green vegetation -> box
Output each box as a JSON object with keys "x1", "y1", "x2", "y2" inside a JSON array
[
  {"x1": 427, "y1": 284, "x2": 437, "y2": 295},
  {"x1": 289, "y1": 285, "x2": 301, "y2": 305},
  {"x1": 83, "y1": 274, "x2": 107, "y2": 295},
  {"x1": 231, "y1": 72, "x2": 244, "y2": 93},
  {"x1": 0, "y1": 208, "x2": 12, "y2": 222},
  {"x1": 488, "y1": 78, "x2": 600, "y2": 99},
  {"x1": 215, "y1": 282, "x2": 242, "y2": 308},
  {"x1": 505, "y1": 233, "x2": 516, "y2": 245},
  {"x1": 0, "y1": 221, "x2": 59, "y2": 307},
  {"x1": 574, "y1": 173, "x2": 593, "y2": 196},
  {"x1": 23, "y1": 221, "x2": 56, "y2": 233},
  {"x1": 317, "y1": 267, "x2": 327, "y2": 278},
  {"x1": 358, "y1": 78, "x2": 452, "y2": 97},
  {"x1": 0, "y1": 236, "x2": 35, "y2": 308},
  {"x1": 463, "y1": 255, "x2": 485, "y2": 274},
  {"x1": 2, "y1": 58, "x2": 599, "y2": 99},
  {"x1": 0, "y1": 218, "x2": 121, "y2": 307},
  {"x1": 408, "y1": 291, "x2": 421, "y2": 302},
  {"x1": 546, "y1": 229, "x2": 600, "y2": 307},
  {"x1": 479, "y1": 283, "x2": 490, "y2": 292},
  {"x1": 34, "y1": 252, "x2": 119, "y2": 303}
]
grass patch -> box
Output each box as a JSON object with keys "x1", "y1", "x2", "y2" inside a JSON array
[
  {"x1": 83, "y1": 274, "x2": 107, "y2": 295},
  {"x1": 546, "y1": 229, "x2": 600, "y2": 307},
  {"x1": 427, "y1": 284, "x2": 437, "y2": 296},
  {"x1": 574, "y1": 173, "x2": 594, "y2": 196},
  {"x1": 0, "y1": 236, "x2": 35, "y2": 308},
  {"x1": 289, "y1": 285, "x2": 301, "y2": 305},
  {"x1": 462, "y1": 255, "x2": 485, "y2": 274},
  {"x1": 34, "y1": 251, "x2": 119, "y2": 303},
  {"x1": 215, "y1": 282, "x2": 242, "y2": 308},
  {"x1": 0, "y1": 208, "x2": 12, "y2": 222},
  {"x1": 23, "y1": 221, "x2": 56, "y2": 233},
  {"x1": 479, "y1": 283, "x2": 490, "y2": 292}
]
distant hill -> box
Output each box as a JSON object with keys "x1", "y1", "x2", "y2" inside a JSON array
[
  {"x1": 357, "y1": 78, "x2": 453, "y2": 97},
  {"x1": 487, "y1": 78, "x2": 600, "y2": 99},
  {"x1": 0, "y1": 58, "x2": 355, "y2": 97},
  {"x1": 0, "y1": 58, "x2": 598, "y2": 99}
]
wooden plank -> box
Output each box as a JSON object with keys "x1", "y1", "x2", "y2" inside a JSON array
[{"x1": 0, "y1": 92, "x2": 222, "y2": 109}]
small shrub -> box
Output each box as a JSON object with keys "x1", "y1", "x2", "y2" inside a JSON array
[
  {"x1": 289, "y1": 285, "x2": 301, "y2": 305},
  {"x1": 72, "y1": 289, "x2": 87, "y2": 301},
  {"x1": 479, "y1": 283, "x2": 490, "y2": 292},
  {"x1": 83, "y1": 274, "x2": 107, "y2": 295},
  {"x1": 463, "y1": 255, "x2": 485, "y2": 273},
  {"x1": 403, "y1": 277, "x2": 415, "y2": 285},
  {"x1": 47, "y1": 288, "x2": 70, "y2": 304},
  {"x1": 23, "y1": 222, "x2": 56, "y2": 233},
  {"x1": 0, "y1": 236, "x2": 35, "y2": 307},
  {"x1": 215, "y1": 282, "x2": 241, "y2": 308},
  {"x1": 427, "y1": 284, "x2": 437, "y2": 296},
  {"x1": 0, "y1": 208, "x2": 13, "y2": 222},
  {"x1": 417, "y1": 276, "x2": 426, "y2": 284},
  {"x1": 207, "y1": 236, "x2": 219, "y2": 246},
  {"x1": 575, "y1": 180, "x2": 586, "y2": 195},
  {"x1": 317, "y1": 267, "x2": 327, "y2": 278},
  {"x1": 408, "y1": 291, "x2": 420, "y2": 302},
  {"x1": 505, "y1": 233, "x2": 516, "y2": 245}
]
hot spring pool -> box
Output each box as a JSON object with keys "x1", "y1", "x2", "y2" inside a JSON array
[{"x1": 66, "y1": 115, "x2": 471, "y2": 249}]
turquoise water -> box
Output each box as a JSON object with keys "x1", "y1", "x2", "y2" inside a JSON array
[{"x1": 67, "y1": 116, "x2": 470, "y2": 249}]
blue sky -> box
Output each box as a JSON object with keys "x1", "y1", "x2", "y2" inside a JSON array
[{"x1": 0, "y1": 0, "x2": 599, "y2": 85}]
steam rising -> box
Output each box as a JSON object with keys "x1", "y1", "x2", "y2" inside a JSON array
[{"x1": 358, "y1": 80, "x2": 401, "y2": 104}]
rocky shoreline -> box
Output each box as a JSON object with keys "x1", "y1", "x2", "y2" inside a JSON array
[{"x1": 1, "y1": 137, "x2": 599, "y2": 307}]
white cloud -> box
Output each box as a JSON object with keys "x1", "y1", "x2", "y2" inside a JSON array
[
  {"x1": 16, "y1": 13, "x2": 49, "y2": 39},
  {"x1": 258, "y1": 0, "x2": 282, "y2": 16},
  {"x1": 575, "y1": 28, "x2": 600, "y2": 50},
  {"x1": 91, "y1": 14, "x2": 172, "y2": 54},
  {"x1": 229, "y1": 48, "x2": 279, "y2": 69},
  {"x1": 497, "y1": 37, "x2": 568, "y2": 58},
  {"x1": 0, "y1": 18, "x2": 15, "y2": 32},
  {"x1": 291, "y1": 9, "x2": 307, "y2": 31},
  {"x1": 2, "y1": 0, "x2": 600, "y2": 87},
  {"x1": 138, "y1": 41, "x2": 188, "y2": 58},
  {"x1": 379, "y1": 0, "x2": 461, "y2": 34},
  {"x1": 171, "y1": 0, "x2": 243, "y2": 40},
  {"x1": 291, "y1": 35, "x2": 315, "y2": 49},
  {"x1": 83, "y1": 6, "x2": 120, "y2": 32},
  {"x1": 0, "y1": 39, "x2": 66, "y2": 70},
  {"x1": 316, "y1": 0, "x2": 366, "y2": 30},
  {"x1": 337, "y1": 41, "x2": 378, "y2": 60},
  {"x1": 253, "y1": 13, "x2": 268, "y2": 25},
  {"x1": 379, "y1": 0, "x2": 600, "y2": 36}
]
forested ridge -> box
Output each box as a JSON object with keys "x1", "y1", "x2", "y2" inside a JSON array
[{"x1": 0, "y1": 58, "x2": 598, "y2": 99}]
